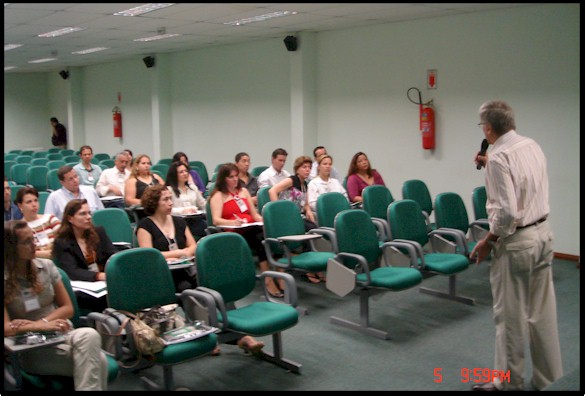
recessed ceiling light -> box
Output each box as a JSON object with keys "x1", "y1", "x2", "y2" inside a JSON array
[
  {"x1": 28, "y1": 57, "x2": 57, "y2": 64},
  {"x1": 38, "y1": 27, "x2": 85, "y2": 38},
  {"x1": 4, "y1": 44, "x2": 22, "y2": 51},
  {"x1": 114, "y1": 3, "x2": 175, "y2": 17},
  {"x1": 224, "y1": 11, "x2": 297, "y2": 26},
  {"x1": 5, "y1": 66, "x2": 17, "y2": 71},
  {"x1": 134, "y1": 33, "x2": 181, "y2": 42},
  {"x1": 72, "y1": 47, "x2": 110, "y2": 55}
]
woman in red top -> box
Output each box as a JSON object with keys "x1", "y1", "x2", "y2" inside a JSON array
[
  {"x1": 346, "y1": 151, "x2": 386, "y2": 204},
  {"x1": 208, "y1": 163, "x2": 285, "y2": 298}
]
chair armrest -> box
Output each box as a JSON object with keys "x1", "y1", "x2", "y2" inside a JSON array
[
  {"x1": 430, "y1": 227, "x2": 468, "y2": 254},
  {"x1": 191, "y1": 287, "x2": 228, "y2": 330},
  {"x1": 262, "y1": 238, "x2": 294, "y2": 270},
  {"x1": 307, "y1": 227, "x2": 337, "y2": 253},
  {"x1": 470, "y1": 221, "x2": 489, "y2": 241},
  {"x1": 87, "y1": 310, "x2": 127, "y2": 359},
  {"x1": 371, "y1": 218, "x2": 390, "y2": 241},
  {"x1": 333, "y1": 252, "x2": 371, "y2": 286},
  {"x1": 386, "y1": 239, "x2": 426, "y2": 270},
  {"x1": 180, "y1": 289, "x2": 221, "y2": 329},
  {"x1": 258, "y1": 271, "x2": 298, "y2": 306}
]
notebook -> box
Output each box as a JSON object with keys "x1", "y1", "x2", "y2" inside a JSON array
[{"x1": 161, "y1": 323, "x2": 218, "y2": 345}]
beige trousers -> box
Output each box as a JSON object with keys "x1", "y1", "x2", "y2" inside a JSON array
[
  {"x1": 18, "y1": 327, "x2": 108, "y2": 390},
  {"x1": 490, "y1": 220, "x2": 563, "y2": 390}
]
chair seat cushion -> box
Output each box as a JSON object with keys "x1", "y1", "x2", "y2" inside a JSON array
[
  {"x1": 153, "y1": 332, "x2": 218, "y2": 364},
  {"x1": 357, "y1": 267, "x2": 422, "y2": 290},
  {"x1": 225, "y1": 302, "x2": 299, "y2": 336},
  {"x1": 277, "y1": 251, "x2": 335, "y2": 272},
  {"x1": 422, "y1": 253, "x2": 469, "y2": 275}
]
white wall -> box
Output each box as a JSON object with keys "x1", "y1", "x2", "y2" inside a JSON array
[{"x1": 3, "y1": 4, "x2": 579, "y2": 256}]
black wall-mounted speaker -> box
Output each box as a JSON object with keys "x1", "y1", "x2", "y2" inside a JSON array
[
  {"x1": 59, "y1": 70, "x2": 69, "y2": 80},
  {"x1": 283, "y1": 35, "x2": 298, "y2": 52},
  {"x1": 143, "y1": 56, "x2": 156, "y2": 68}
]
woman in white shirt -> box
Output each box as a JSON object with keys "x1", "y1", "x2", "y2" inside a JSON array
[
  {"x1": 165, "y1": 161, "x2": 207, "y2": 240},
  {"x1": 308, "y1": 154, "x2": 349, "y2": 215}
]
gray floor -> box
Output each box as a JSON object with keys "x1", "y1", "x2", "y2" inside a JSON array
[{"x1": 108, "y1": 259, "x2": 580, "y2": 391}]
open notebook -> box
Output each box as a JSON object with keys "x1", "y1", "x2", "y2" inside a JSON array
[{"x1": 161, "y1": 323, "x2": 218, "y2": 345}]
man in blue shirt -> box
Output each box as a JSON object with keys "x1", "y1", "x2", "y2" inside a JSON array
[{"x1": 4, "y1": 177, "x2": 23, "y2": 221}]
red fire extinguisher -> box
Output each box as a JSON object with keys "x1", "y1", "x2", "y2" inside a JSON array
[
  {"x1": 112, "y1": 106, "x2": 122, "y2": 138},
  {"x1": 407, "y1": 87, "x2": 435, "y2": 150}
]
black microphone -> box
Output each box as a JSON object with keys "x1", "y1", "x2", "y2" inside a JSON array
[{"x1": 476, "y1": 139, "x2": 489, "y2": 170}]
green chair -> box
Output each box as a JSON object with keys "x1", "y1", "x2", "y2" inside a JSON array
[
  {"x1": 47, "y1": 147, "x2": 61, "y2": 153},
  {"x1": 26, "y1": 165, "x2": 49, "y2": 192},
  {"x1": 10, "y1": 163, "x2": 29, "y2": 185},
  {"x1": 5, "y1": 153, "x2": 19, "y2": 161},
  {"x1": 47, "y1": 160, "x2": 66, "y2": 170},
  {"x1": 32, "y1": 151, "x2": 49, "y2": 158},
  {"x1": 63, "y1": 155, "x2": 79, "y2": 163},
  {"x1": 20, "y1": 150, "x2": 35, "y2": 156},
  {"x1": 387, "y1": 199, "x2": 474, "y2": 305},
  {"x1": 31, "y1": 158, "x2": 48, "y2": 166},
  {"x1": 433, "y1": 192, "x2": 488, "y2": 257},
  {"x1": 99, "y1": 159, "x2": 115, "y2": 169},
  {"x1": 10, "y1": 184, "x2": 25, "y2": 204},
  {"x1": 87, "y1": 247, "x2": 218, "y2": 390},
  {"x1": 471, "y1": 186, "x2": 490, "y2": 230},
  {"x1": 6, "y1": 268, "x2": 119, "y2": 390},
  {"x1": 150, "y1": 163, "x2": 169, "y2": 178},
  {"x1": 47, "y1": 168, "x2": 62, "y2": 192},
  {"x1": 15, "y1": 155, "x2": 33, "y2": 164},
  {"x1": 328, "y1": 209, "x2": 423, "y2": 339},
  {"x1": 189, "y1": 161, "x2": 209, "y2": 186},
  {"x1": 92, "y1": 208, "x2": 134, "y2": 249},
  {"x1": 251, "y1": 165, "x2": 268, "y2": 177},
  {"x1": 61, "y1": 149, "x2": 75, "y2": 156},
  {"x1": 362, "y1": 185, "x2": 394, "y2": 241},
  {"x1": 157, "y1": 158, "x2": 172, "y2": 165},
  {"x1": 5, "y1": 160, "x2": 17, "y2": 179},
  {"x1": 93, "y1": 153, "x2": 111, "y2": 162},
  {"x1": 46, "y1": 153, "x2": 63, "y2": 161},
  {"x1": 256, "y1": 186, "x2": 271, "y2": 215},
  {"x1": 38, "y1": 191, "x2": 50, "y2": 214},
  {"x1": 187, "y1": 232, "x2": 302, "y2": 373},
  {"x1": 315, "y1": 191, "x2": 352, "y2": 251},
  {"x1": 8, "y1": 149, "x2": 22, "y2": 155},
  {"x1": 402, "y1": 179, "x2": 436, "y2": 231},
  {"x1": 261, "y1": 200, "x2": 336, "y2": 310}
]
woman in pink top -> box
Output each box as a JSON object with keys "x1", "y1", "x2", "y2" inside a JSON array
[{"x1": 346, "y1": 152, "x2": 386, "y2": 204}]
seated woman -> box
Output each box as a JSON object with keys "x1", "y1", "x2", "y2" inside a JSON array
[
  {"x1": 52, "y1": 199, "x2": 117, "y2": 313},
  {"x1": 5, "y1": 220, "x2": 108, "y2": 390},
  {"x1": 307, "y1": 154, "x2": 349, "y2": 215},
  {"x1": 235, "y1": 152, "x2": 259, "y2": 207},
  {"x1": 346, "y1": 151, "x2": 386, "y2": 204},
  {"x1": 171, "y1": 152, "x2": 206, "y2": 194},
  {"x1": 269, "y1": 155, "x2": 317, "y2": 230},
  {"x1": 135, "y1": 184, "x2": 198, "y2": 293},
  {"x1": 124, "y1": 154, "x2": 165, "y2": 222},
  {"x1": 15, "y1": 186, "x2": 61, "y2": 259},
  {"x1": 209, "y1": 163, "x2": 284, "y2": 298},
  {"x1": 165, "y1": 161, "x2": 208, "y2": 241}
]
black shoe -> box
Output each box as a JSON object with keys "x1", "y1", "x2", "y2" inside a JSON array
[{"x1": 472, "y1": 383, "x2": 500, "y2": 391}]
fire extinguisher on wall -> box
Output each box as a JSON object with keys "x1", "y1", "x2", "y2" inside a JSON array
[
  {"x1": 112, "y1": 106, "x2": 122, "y2": 138},
  {"x1": 407, "y1": 87, "x2": 435, "y2": 150}
]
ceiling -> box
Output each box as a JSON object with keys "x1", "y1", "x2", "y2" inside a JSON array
[{"x1": 5, "y1": 3, "x2": 535, "y2": 74}]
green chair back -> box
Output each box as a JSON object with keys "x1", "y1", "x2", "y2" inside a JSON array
[
  {"x1": 10, "y1": 163, "x2": 29, "y2": 185},
  {"x1": 316, "y1": 191, "x2": 351, "y2": 228},
  {"x1": 362, "y1": 185, "x2": 394, "y2": 221},
  {"x1": 472, "y1": 186, "x2": 488, "y2": 220},
  {"x1": 5, "y1": 160, "x2": 16, "y2": 179},
  {"x1": 256, "y1": 186, "x2": 271, "y2": 215},
  {"x1": 32, "y1": 151, "x2": 49, "y2": 159},
  {"x1": 434, "y1": 192, "x2": 470, "y2": 235},
  {"x1": 93, "y1": 153, "x2": 111, "y2": 162},
  {"x1": 63, "y1": 155, "x2": 79, "y2": 163},
  {"x1": 402, "y1": 179, "x2": 433, "y2": 217},
  {"x1": 105, "y1": 248, "x2": 177, "y2": 312},
  {"x1": 388, "y1": 199, "x2": 429, "y2": 247},
  {"x1": 262, "y1": 200, "x2": 306, "y2": 253},
  {"x1": 196, "y1": 233, "x2": 257, "y2": 304},
  {"x1": 38, "y1": 191, "x2": 50, "y2": 213},
  {"x1": 47, "y1": 169, "x2": 62, "y2": 191},
  {"x1": 31, "y1": 158, "x2": 48, "y2": 166},
  {"x1": 92, "y1": 208, "x2": 134, "y2": 246},
  {"x1": 16, "y1": 155, "x2": 33, "y2": 164},
  {"x1": 10, "y1": 184, "x2": 25, "y2": 203},
  {"x1": 99, "y1": 159, "x2": 115, "y2": 169},
  {"x1": 60, "y1": 149, "x2": 75, "y2": 156},
  {"x1": 46, "y1": 153, "x2": 63, "y2": 161},
  {"x1": 157, "y1": 158, "x2": 172, "y2": 165},
  {"x1": 150, "y1": 164, "x2": 169, "y2": 178},
  {"x1": 47, "y1": 160, "x2": 66, "y2": 170},
  {"x1": 334, "y1": 209, "x2": 381, "y2": 266},
  {"x1": 251, "y1": 166, "x2": 268, "y2": 177},
  {"x1": 47, "y1": 147, "x2": 61, "y2": 153},
  {"x1": 26, "y1": 165, "x2": 49, "y2": 192},
  {"x1": 189, "y1": 161, "x2": 209, "y2": 186}
]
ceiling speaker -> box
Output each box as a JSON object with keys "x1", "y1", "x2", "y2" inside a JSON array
[
  {"x1": 283, "y1": 35, "x2": 297, "y2": 52},
  {"x1": 143, "y1": 56, "x2": 156, "y2": 68},
  {"x1": 59, "y1": 70, "x2": 69, "y2": 80}
]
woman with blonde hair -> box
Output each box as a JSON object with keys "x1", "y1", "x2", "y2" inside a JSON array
[{"x1": 124, "y1": 154, "x2": 165, "y2": 207}]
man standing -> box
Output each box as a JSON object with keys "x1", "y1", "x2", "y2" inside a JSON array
[
  {"x1": 73, "y1": 145, "x2": 103, "y2": 186},
  {"x1": 470, "y1": 100, "x2": 562, "y2": 391},
  {"x1": 44, "y1": 166, "x2": 104, "y2": 220},
  {"x1": 95, "y1": 151, "x2": 131, "y2": 209},
  {"x1": 257, "y1": 148, "x2": 291, "y2": 188},
  {"x1": 308, "y1": 146, "x2": 341, "y2": 182},
  {"x1": 50, "y1": 117, "x2": 67, "y2": 149}
]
